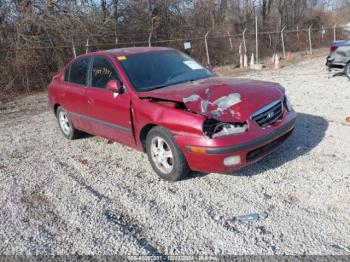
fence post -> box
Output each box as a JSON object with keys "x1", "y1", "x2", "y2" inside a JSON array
[
  {"x1": 239, "y1": 44, "x2": 243, "y2": 68},
  {"x1": 242, "y1": 28, "x2": 247, "y2": 55},
  {"x1": 334, "y1": 24, "x2": 337, "y2": 42},
  {"x1": 115, "y1": 37, "x2": 118, "y2": 47},
  {"x1": 321, "y1": 25, "x2": 325, "y2": 41},
  {"x1": 242, "y1": 28, "x2": 248, "y2": 67},
  {"x1": 308, "y1": 25, "x2": 313, "y2": 55},
  {"x1": 149, "y1": 16, "x2": 157, "y2": 47},
  {"x1": 148, "y1": 34, "x2": 152, "y2": 47},
  {"x1": 268, "y1": 34, "x2": 272, "y2": 47},
  {"x1": 204, "y1": 31, "x2": 210, "y2": 65},
  {"x1": 255, "y1": 14, "x2": 259, "y2": 64},
  {"x1": 227, "y1": 30, "x2": 233, "y2": 49},
  {"x1": 281, "y1": 26, "x2": 286, "y2": 59},
  {"x1": 71, "y1": 38, "x2": 76, "y2": 58},
  {"x1": 297, "y1": 25, "x2": 299, "y2": 41},
  {"x1": 85, "y1": 38, "x2": 89, "y2": 54}
]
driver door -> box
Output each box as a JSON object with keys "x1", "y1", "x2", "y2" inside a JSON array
[{"x1": 85, "y1": 56, "x2": 134, "y2": 147}]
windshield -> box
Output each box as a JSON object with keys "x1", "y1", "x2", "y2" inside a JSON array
[{"x1": 119, "y1": 50, "x2": 214, "y2": 91}]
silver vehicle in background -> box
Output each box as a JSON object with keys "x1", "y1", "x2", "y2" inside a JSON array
[{"x1": 326, "y1": 39, "x2": 350, "y2": 80}]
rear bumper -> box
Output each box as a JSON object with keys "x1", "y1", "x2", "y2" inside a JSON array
[
  {"x1": 326, "y1": 55, "x2": 346, "y2": 68},
  {"x1": 326, "y1": 62, "x2": 346, "y2": 68},
  {"x1": 176, "y1": 112, "x2": 296, "y2": 174}
]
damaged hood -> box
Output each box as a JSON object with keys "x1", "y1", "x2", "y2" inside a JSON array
[{"x1": 138, "y1": 77, "x2": 285, "y2": 122}]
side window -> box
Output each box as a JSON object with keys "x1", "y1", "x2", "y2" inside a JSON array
[
  {"x1": 91, "y1": 57, "x2": 119, "y2": 89},
  {"x1": 69, "y1": 57, "x2": 90, "y2": 85}
]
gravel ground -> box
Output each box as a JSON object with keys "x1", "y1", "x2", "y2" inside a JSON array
[{"x1": 0, "y1": 52, "x2": 350, "y2": 256}]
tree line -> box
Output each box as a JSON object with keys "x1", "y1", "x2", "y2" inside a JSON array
[{"x1": 0, "y1": 0, "x2": 349, "y2": 95}]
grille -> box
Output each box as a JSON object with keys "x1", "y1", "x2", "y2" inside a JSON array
[
  {"x1": 246, "y1": 130, "x2": 293, "y2": 162},
  {"x1": 251, "y1": 100, "x2": 283, "y2": 128}
]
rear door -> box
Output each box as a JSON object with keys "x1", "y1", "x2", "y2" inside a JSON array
[
  {"x1": 85, "y1": 56, "x2": 134, "y2": 146},
  {"x1": 60, "y1": 57, "x2": 91, "y2": 132}
]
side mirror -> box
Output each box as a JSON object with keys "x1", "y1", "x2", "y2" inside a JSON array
[{"x1": 107, "y1": 80, "x2": 123, "y2": 93}]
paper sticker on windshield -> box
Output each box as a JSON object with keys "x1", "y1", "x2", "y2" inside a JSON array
[
  {"x1": 183, "y1": 61, "x2": 203, "y2": 70},
  {"x1": 117, "y1": 56, "x2": 127, "y2": 61}
]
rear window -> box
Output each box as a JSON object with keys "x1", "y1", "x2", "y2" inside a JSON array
[{"x1": 67, "y1": 57, "x2": 90, "y2": 85}]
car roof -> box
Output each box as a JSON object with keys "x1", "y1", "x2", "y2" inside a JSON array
[
  {"x1": 87, "y1": 47, "x2": 175, "y2": 57},
  {"x1": 66, "y1": 47, "x2": 178, "y2": 68}
]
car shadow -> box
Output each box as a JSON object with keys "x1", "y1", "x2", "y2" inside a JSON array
[
  {"x1": 187, "y1": 112, "x2": 328, "y2": 179},
  {"x1": 332, "y1": 72, "x2": 346, "y2": 77},
  {"x1": 78, "y1": 132, "x2": 94, "y2": 139}
]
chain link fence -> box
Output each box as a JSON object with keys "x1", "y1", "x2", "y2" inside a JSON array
[{"x1": 0, "y1": 26, "x2": 349, "y2": 96}]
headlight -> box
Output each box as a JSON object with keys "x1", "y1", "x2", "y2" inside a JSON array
[
  {"x1": 284, "y1": 95, "x2": 293, "y2": 112},
  {"x1": 203, "y1": 120, "x2": 248, "y2": 138}
]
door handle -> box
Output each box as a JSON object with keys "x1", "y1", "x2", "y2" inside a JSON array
[
  {"x1": 88, "y1": 98, "x2": 94, "y2": 105},
  {"x1": 77, "y1": 89, "x2": 86, "y2": 95}
]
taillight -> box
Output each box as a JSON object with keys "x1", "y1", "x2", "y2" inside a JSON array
[{"x1": 330, "y1": 46, "x2": 338, "y2": 52}]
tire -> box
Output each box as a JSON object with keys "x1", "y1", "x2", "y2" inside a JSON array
[
  {"x1": 145, "y1": 126, "x2": 190, "y2": 181},
  {"x1": 56, "y1": 106, "x2": 81, "y2": 140},
  {"x1": 344, "y1": 63, "x2": 350, "y2": 80}
]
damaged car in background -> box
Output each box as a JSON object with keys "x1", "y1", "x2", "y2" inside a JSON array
[
  {"x1": 326, "y1": 39, "x2": 350, "y2": 79},
  {"x1": 48, "y1": 47, "x2": 296, "y2": 181}
]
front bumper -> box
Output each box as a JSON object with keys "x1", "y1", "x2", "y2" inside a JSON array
[{"x1": 175, "y1": 112, "x2": 296, "y2": 174}]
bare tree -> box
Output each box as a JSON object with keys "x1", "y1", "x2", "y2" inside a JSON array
[{"x1": 0, "y1": 0, "x2": 347, "y2": 95}]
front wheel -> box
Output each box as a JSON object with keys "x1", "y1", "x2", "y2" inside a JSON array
[
  {"x1": 146, "y1": 126, "x2": 190, "y2": 181},
  {"x1": 344, "y1": 63, "x2": 350, "y2": 80}
]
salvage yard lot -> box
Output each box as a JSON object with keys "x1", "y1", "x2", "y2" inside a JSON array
[{"x1": 0, "y1": 52, "x2": 350, "y2": 255}]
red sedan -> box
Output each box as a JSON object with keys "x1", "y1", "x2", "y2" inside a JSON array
[{"x1": 48, "y1": 47, "x2": 296, "y2": 181}]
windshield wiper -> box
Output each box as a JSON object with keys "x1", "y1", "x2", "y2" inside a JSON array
[
  {"x1": 142, "y1": 75, "x2": 213, "y2": 92},
  {"x1": 143, "y1": 85, "x2": 168, "y2": 91}
]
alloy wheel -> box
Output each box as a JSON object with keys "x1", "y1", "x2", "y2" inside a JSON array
[
  {"x1": 58, "y1": 110, "x2": 71, "y2": 135},
  {"x1": 150, "y1": 136, "x2": 174, "y2": 174}
]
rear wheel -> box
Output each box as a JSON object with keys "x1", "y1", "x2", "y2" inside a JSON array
[
  {"x1": 344, "y1": 63, "x2": 350, "y2": 80},
  {"x1": 146, "y1": 126, "x2": 190, "y2": 181},
  {"x1": 56, "y1": 106, "x2": 81, "y2": 139}
]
